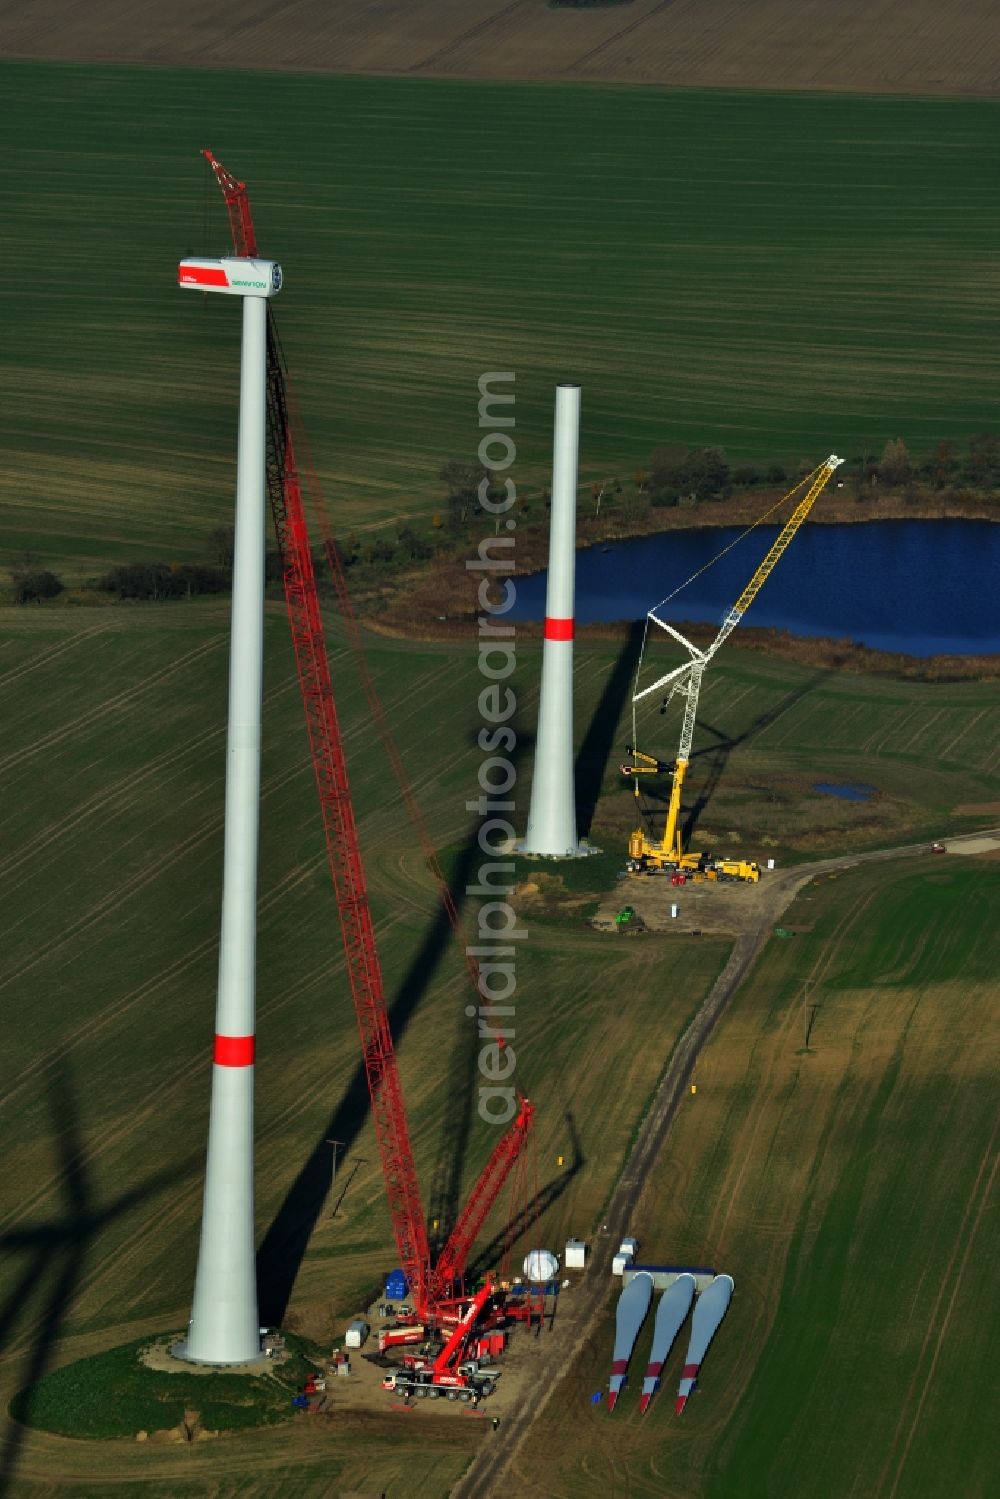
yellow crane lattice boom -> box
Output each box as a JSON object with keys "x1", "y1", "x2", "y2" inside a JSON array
[{"x1": 625, "y1": 454, "x2": 843, "y2": 871}]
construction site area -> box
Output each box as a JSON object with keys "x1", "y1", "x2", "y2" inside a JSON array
[{"x1": 2, "y1": 25, "x2": 999, "y2": 1499}]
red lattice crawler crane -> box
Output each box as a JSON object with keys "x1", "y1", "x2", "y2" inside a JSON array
[{"x1": 200, "y1": 150, "x2": 536, "y2": 1359}]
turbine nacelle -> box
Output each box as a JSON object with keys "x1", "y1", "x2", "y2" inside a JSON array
[{"x1": 178, "y1": 257, "x2": 282, "y2": 298}]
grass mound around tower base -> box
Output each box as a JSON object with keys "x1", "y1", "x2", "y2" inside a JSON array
[{"x1": 8, "y1": 1331, "x2": 325, "y2": 1440}]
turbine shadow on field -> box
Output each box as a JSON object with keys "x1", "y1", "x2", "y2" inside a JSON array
[
  {"x1": 425, "y1": 733, "x2": 527, "y2": 1259},
  {"x1": 634, "y1": 667, "x2": 835, "y2": 844},
  {"x1": 575, "y1": 621, "x2": 645, "y2": 839},
  {"x1": 256, "y1": 724, "x2": 530, "y2": 1325},
  {"x1": 680, "y1": 667, "x2": 836, "y2": 847},
  {"x1": 0, "y1": 1061, "x2": 190, "y2": 1498},
  {"x1": 469, "y1": 1110, "x2": 584, "y2": 1281}
]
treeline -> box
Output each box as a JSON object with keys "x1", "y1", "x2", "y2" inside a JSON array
[
  {"x1": 634, "y1": 433, "x2": 1000, "y2": 510},
  {"x1": 7, "y1": 434, "x2": 999, "y2": 605},
  {"x1": 73, "y1": 521, "x2": 440, "y2": 604},
  {"x1": 436, "y1": 434, "x2": 1000, "y2": 540},
  {"x1": 96, "y1": 562, "x2": 233, "y2": 601}
]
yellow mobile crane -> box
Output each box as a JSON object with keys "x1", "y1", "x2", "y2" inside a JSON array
[{"x1": 622, "y1": 455, "x2": 843, "y2": 881}]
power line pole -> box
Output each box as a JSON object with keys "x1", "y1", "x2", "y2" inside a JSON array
[
  {"x1": 326, "y1": 1139, "x2": 344, "y2": 1206},
  {"x1": 802, "y1": 981, "x2": 817, "y2": 1050}
]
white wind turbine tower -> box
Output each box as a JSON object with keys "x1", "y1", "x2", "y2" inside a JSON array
[{"x1": 174, "y1": 254, "x2": 282, "y2": 1364}]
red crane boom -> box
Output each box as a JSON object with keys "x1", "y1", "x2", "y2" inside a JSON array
[{"x1": 199, "y1": 149, "x2": 534, "y2": 1319}]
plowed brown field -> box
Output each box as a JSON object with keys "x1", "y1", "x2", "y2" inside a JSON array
[{"x1": 2, "y1": 0, "x2": 999, "y2": 96}]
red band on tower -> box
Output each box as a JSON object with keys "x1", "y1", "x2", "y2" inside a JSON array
[
  {"x1": 214, "y1": 1034, "x2": 255, "y2": 1067},
  {"x1": 544, "y1": 616, "x2": 574, "y2": 641},
  {"x1": 681, "y1": 1362, "x2": 700, "y2": 1379}
]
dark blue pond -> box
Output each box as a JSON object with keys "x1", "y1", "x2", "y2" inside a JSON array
[
  {"x1": 813, "y1": 783, "x2": 876, "y2": 802},
  {"x1": 507, "y1": 520, "x2": 1000, "y2": 657}
]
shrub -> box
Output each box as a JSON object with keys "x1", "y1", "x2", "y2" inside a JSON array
[
  {"x1": 11, "y1": 570, "x2": 64, "y2": 605},
  {"x1": 618, "y1": 490, "x2": 651, "y2": 524},
  {"x1": 96, "y1": 563, "x2": 230, "y2": 601},
  {"x1": 878, "y1": 438, "x2": 913, "y2": 488},
  {"x1": 648, "y1": 445, "x2": 730, "y2": 502},
  {"x1": 396, "y1": 524, "x2": 433, "y2": 562},
  {"x1": 965, "y1": 432, "x2": 1000, "y2": 489}
]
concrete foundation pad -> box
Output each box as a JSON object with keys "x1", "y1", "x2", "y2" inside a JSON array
[
  {"x1": 513, "y1": 840, "x2": 602, "y2": 860},
  {"x1": 161, "y1": 1337, "x2": 273, "y2": 1374}
]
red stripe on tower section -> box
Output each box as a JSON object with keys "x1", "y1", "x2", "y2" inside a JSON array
[
  {"x1": 681, "y1": 1363, "x2": 700, "y2": 1379},
  {"x1": 646, "y1": 1361, "x2": 664, "y2": 1378},
  {"x1": 214, "y1": 1034, "x2": 256, "y2": 1067},
  {"x1": 544, "y1": 616, "x2": 574, "y2": 641},
  {"x1": 610, "y1": 1359, "x2": 628, "y2": 1374}
]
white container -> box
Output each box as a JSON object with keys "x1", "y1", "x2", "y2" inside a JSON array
[
  {"x1": 345, "y1": 1319, "x2": 369, "y2": 1349},
  {"x1": 767, "y1": 858, "x2": 775, "y2": 870},
  {"x1": 671, "y1": 903, "x2": 679, "y2": 918},
  {"x1": 564, "y1": 1239, "x2": 587, "y2": 1269},
  {"x1": 619, "y1": 1236, "x2": 639, "y2": 1258},
  {"x1": 612, "y1": 1251, "x2": 633, "y2": 1276}
]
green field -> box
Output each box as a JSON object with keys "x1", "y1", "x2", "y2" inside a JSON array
[
  {"x1": 1, "y1": 607, "x2": 997, "y2": 1488},
  {"x1": 0, "y1": 608, "x2": 736, "y2": 1493},
  {"x1": 518, "y1": 856, "x2": 999, "y2": 1497},
  {"x1": 3, "y1": 62, "x2": 1000, "y2": 578},
  {"x1": 2, "y1": 601, "x2": 998, "y2": 1491}
]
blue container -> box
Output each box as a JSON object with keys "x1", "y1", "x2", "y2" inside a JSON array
[{"x1": 385, "y1": 1269, "x2": 408, "y2": 1301}]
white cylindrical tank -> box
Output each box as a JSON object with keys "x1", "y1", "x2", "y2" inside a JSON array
[{"x1": 523, "y1": 1248, "x2": 560, "y2": 1283}]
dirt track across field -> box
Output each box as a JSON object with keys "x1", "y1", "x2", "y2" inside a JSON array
[
  {"x1": 451, "y1": 828, "x2": 1000, "y2": 1498},
  {"x1": 3, "y1": 0, "x2": 1000, "y2": 97}
]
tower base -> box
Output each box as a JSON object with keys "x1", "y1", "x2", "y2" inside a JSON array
[
  {"x1": 513, "y1": 838, "x2": 602, "y2": 860},
  {"x1": 169, "y1": 1336, "x2": 265, "y2": 1370}
]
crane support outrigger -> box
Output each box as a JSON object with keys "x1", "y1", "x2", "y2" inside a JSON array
[{"x1": 622, "y1": 455, "x2": 843, "y2": 880}]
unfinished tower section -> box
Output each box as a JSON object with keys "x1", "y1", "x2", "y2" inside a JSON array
[{"x1": 520, "y1": 384, "x2": 596, "y2": 858}]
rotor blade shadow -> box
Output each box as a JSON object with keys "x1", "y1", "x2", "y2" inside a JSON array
[
  {"x1": 0, "y1": 1060, "x2": 191, "y2": 1499},
  {"x1": 681, "y1": 667, "x2": 835, "y2": 846},
  {"x1": 468, "y1": 1111, "x2": 584, "y2": 1281},
  {"x1": 425, "y1": 735, "x2": 528, "y2": 1256}
]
